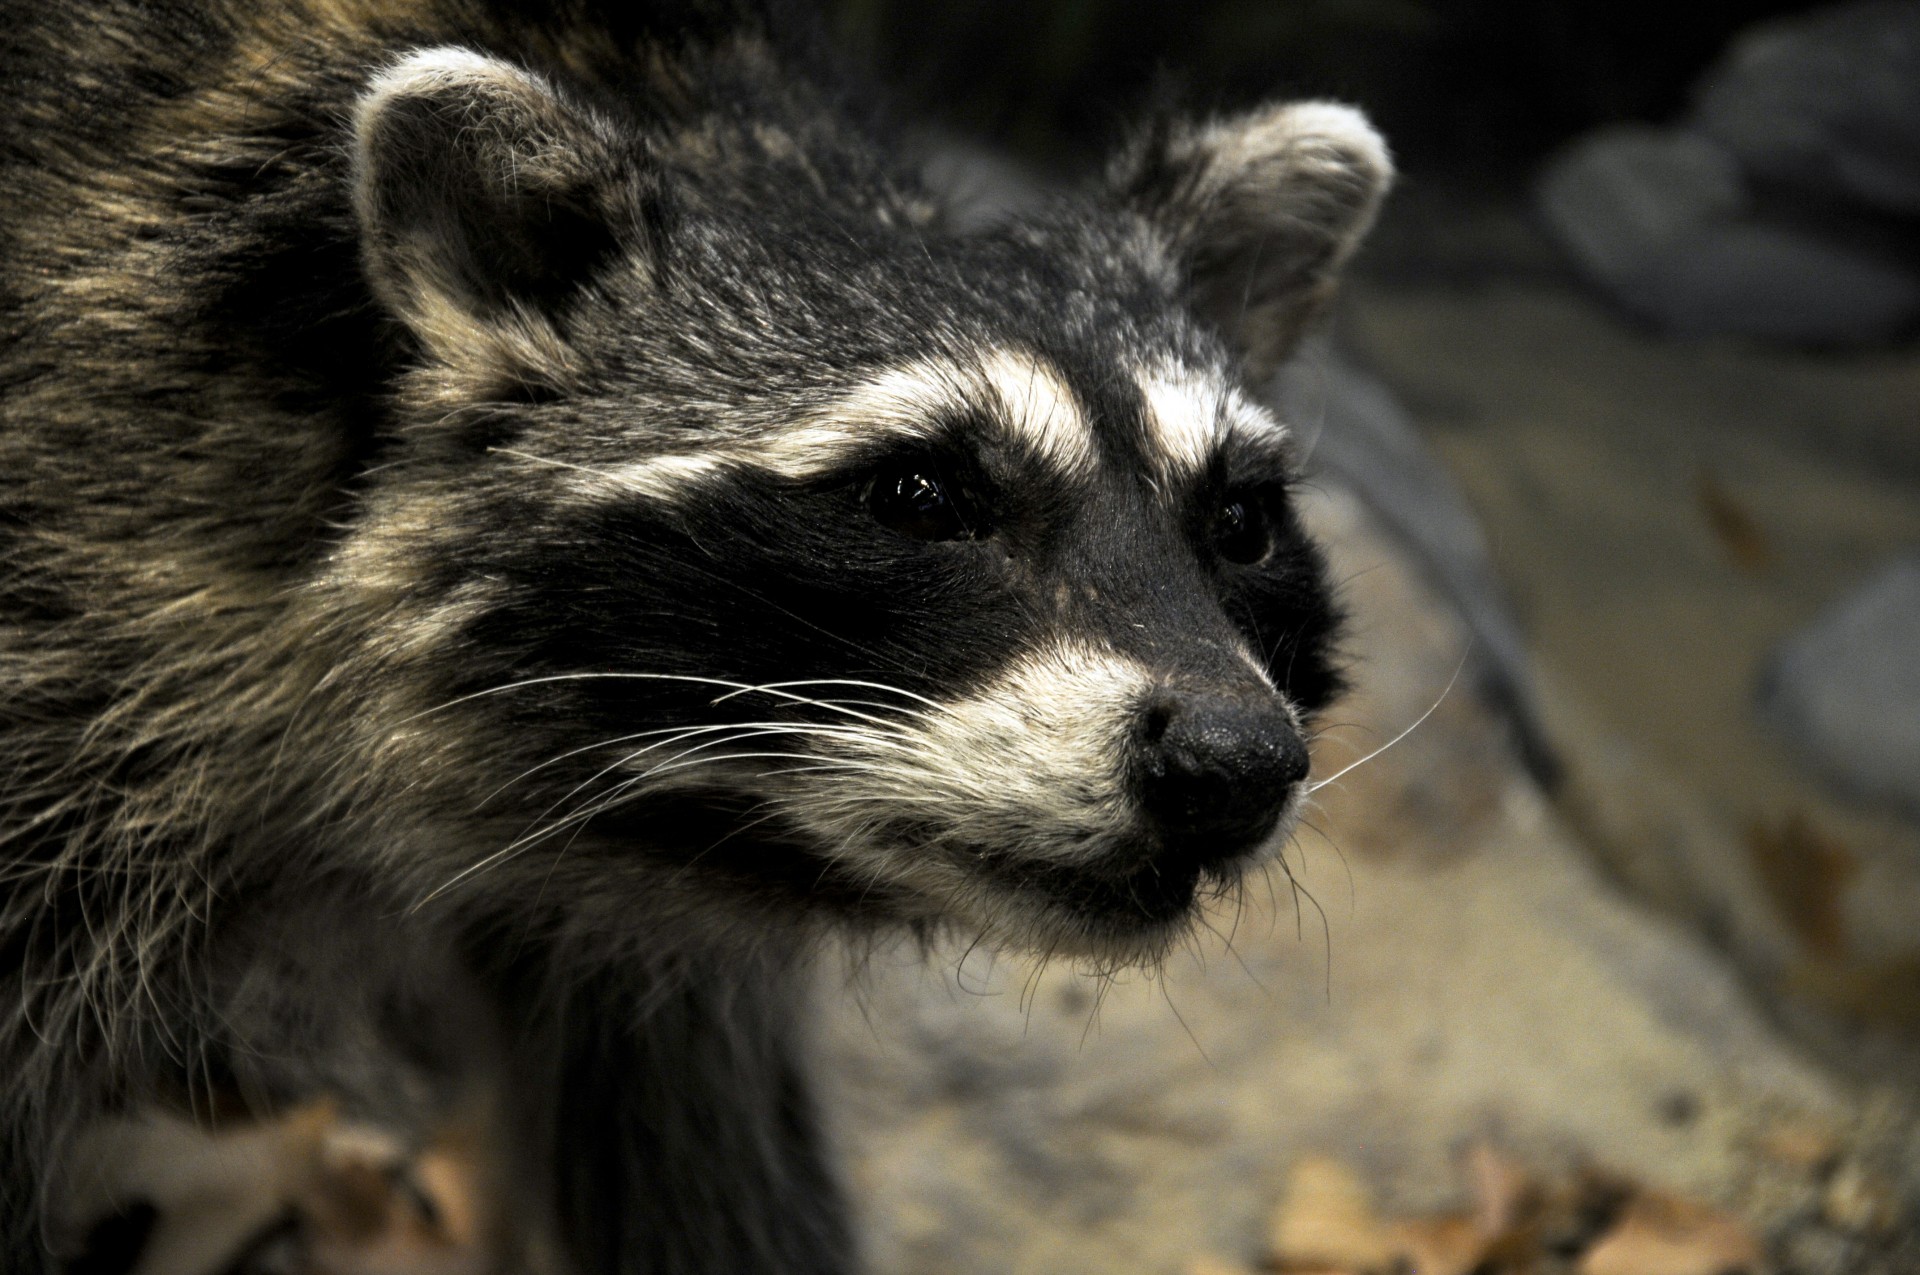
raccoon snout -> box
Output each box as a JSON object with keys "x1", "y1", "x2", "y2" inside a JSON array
[{"x1": 1137, "y1": 693, "x2": 1308, "y2": 857}]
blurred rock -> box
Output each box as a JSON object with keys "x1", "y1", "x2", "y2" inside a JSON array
[
  {"x1": 1759, "y1": 556, "x2": 1920, "y2": 817},
  {"x1": 913, "y1": 131, "x2": 1050, "y2": 232},
  {"x1": 1537, "y1": 1, "x2": 1920, "y2": 345},
  {"x1": 1538, "y1": 127, "x2": 1747, "y2": 269},
  {"x1": 1692, "y1": 1, "x2": 1920, "y2": 218},
  {"x1": 1535, "y1": 125, "x2": 1920, "y2": 344}
]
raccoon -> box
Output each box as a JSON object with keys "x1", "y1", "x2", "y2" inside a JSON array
[{"x1": 0, "y1": 1, "x2": 1391, "y2": 1270}]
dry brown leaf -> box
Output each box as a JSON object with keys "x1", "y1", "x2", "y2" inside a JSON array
[
  {"x1": 1754, "y1": 1119, "x2": 1841, "y2": 1173},
  {"x1": 1463, "y1": 1140, "x2": 1536, "y2": 1238},
  {"x1": 415, "y1": 1144, "x2": 488, "y2": 1248},
  {"x1": 306, "y1": 1109, "x2": 497, "y2": 1275},
  {"x1": 1746, "y1": 811, "x2": 1856, "y2": 957},
  {"x1": 1182, "y1": 1255, "x2": 1263, "y2": 1275},
  {"x1": 1576, "y1": 1190, "x2": 1761, "y2": 1275},
  {"x1": 66, "y1": 1098, "x2": 502, "y2": 1275},
  {"x1": 1388, "y1": 1214, "x2": 1486, "y2": 1275},
  {"x1": 1267, "y1": 1156, "x2": 1398, "y2": 1271},
  {"x1": 1822, "y1": 1162, "x2": 1899, "y2": 1235},
  {"x1": 1265, "y1": 1145, "x2": 1553, "y2": 1275},
  {"x1": 1695, "y1": 468, "x2": 1772, "y2": 572},
  {"x1": 1263, "y1": 1149, "x2": 1771, "y2": 1275}
]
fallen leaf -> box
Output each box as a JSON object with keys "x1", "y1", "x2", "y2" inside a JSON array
[
  {"x1": 1695, "y1": 468, "x2": 1772, "y2": 572},
  {"x1": 1463, "y1": 1140, "x2": 1535, "y2": 1238},
  {"x1": 1577, "y1": 1190, "x2": 1761, "y2": 1275},
  {"x1": 1746, "y1": 811, "x2": 1855, "y2": 957},
  {"x1": 1262, "y1": 1150, "x2": 1774, "y2": 1275},
  {"x1": 306, "y1": 1107, "x2": 498, "y2": 1275},
  {"x1": 1754, "y1": 1119, "x2": 1840, "y2": 1173},
  {"x1": 1389, "y1": 1214, "x2": 1485, "y2": 1275},
  {"x1": 1268, "y1": 1156, "x2": 1398, "y2": 1272},
  {"x1": 1268, "y1": 1154, "x2": 1498, "y2": 1275},
  {"x1": 1182, "y1": 1255, "x2": 1262, "y2": 1275},
  {"x1": 1822, "y1": 1162, "x2": 1899, "y2": 1235}
]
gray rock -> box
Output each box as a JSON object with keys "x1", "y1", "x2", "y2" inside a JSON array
[
  {"x1": 915, "y1": 133, "x2": 1051, "y2": 233},
  {"x1": 1535, "y1": 125, "x2": 1920, "y2": 343},
  {"x1": 1639, "y1": 217, "x2": 1920, "y2": 344},
  {"x1": 1692, "y1": 1, "x2": 1920, "y2": 217},
  {"x1": 1760, "y1": 556, "x2": 1920, "y2": 816},
  {"x1": 1537, "y1": 126, "x2": 1749, "y2": 269}
]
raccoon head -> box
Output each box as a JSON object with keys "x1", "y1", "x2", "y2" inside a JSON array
[{"x1": 342, "y1": 49, "x2": 1390, "y2": 961}]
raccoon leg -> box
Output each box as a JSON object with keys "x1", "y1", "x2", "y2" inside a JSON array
[{"x1": 529, "y1": 956, "x2": 855, "y2": 1275}]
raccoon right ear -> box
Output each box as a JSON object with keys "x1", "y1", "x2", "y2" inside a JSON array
[
  {"x1": 1109, "y1": 101, "x2": 1392, "y2": 384},
  {"x1": 351, "y1": 48, "x2": 658, "y2": 361}
]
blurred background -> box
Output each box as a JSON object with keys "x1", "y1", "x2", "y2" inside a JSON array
[
  {"x1": 813, "y1": 5, "x2": 1920, "y2": 1272},
  {"x1": 832, "y1": 0, "x2": 1834, "y2": 172}
]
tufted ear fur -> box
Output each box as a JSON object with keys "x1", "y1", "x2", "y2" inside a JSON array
[
  {"x1": 1110, "y1": 101, "x2": 1392, "y2": 383},
  {"x1": 351, "y1": 48, "x2": 660, "y2": 363}
]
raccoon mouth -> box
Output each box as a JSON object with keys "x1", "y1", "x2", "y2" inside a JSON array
[
  {"x1": 969, "y1": 834, "x2": 1265, "y2": 932},
  {"x1": 590, "y1": 788, "x2": 1273, "y2": 943}
]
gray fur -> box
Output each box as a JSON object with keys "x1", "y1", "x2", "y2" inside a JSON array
[{"x1": 0, "y1": 2, "x2": 1390, "y2": 1270}]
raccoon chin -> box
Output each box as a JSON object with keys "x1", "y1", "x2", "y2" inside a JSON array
[
  {"x1": 966, "y1": 786, "x2": 1314, "y2": 964},
  {"x1": 587, "y1": 785, "x2": 1283, "y2": 965},
  {"x1": 952, "y1": 842, "x2": 1267, "y2": 965}
]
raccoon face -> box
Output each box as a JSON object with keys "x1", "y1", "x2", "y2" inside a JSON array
[{"x1": 345, "y1": 51, "x2": 1390, "y2": 960}]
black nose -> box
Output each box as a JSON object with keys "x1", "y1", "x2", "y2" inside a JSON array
[{"x1": 1139, "y1": 693, "x2": 1309, "y2": 855}]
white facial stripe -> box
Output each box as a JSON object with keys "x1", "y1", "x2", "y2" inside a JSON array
[
  {"x1": 791, "y1": 358, "x2": 966, "y2": 454},
  {"x1": 976, "y1": 350, "x2": 1095, "y2": 477},
  {"x1": 492, "y1": 448, "x2": 730, "y2": 505},
  {"x1": 785, "y1": 638, "x2": 1150, "y2": 872},
  {"x1": 1140, "y1": 371, "x2": 1221, "y2": 480},
  {"x1": 1137, "y1": 365, "x2": 1288, "y2": 484},
  {"x1": 539, "y1": 352, "x2": 1093, "y2": 507}
]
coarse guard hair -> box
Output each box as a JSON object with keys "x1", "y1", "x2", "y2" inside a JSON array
[{"x1": 0, "y1": 1, "x2": 1392, "y2": 1270}]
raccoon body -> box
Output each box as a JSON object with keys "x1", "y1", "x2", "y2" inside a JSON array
[{"x1": 0, "y1": 2, "x2": 1390, "y2": 1270}]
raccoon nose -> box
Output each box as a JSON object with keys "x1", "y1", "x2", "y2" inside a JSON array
[{"x1": 1139, "y1": 694, "x2": 1309, "y2": 855}]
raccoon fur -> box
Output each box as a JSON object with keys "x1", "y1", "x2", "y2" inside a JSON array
[{"x1": 0, "y1": 1, "x2": 1391, "y2": 1270}]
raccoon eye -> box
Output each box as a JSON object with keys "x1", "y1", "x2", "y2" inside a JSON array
[
  {"x1": 866, "y1": 459, "x2": 973, "y2": 541},
  {"x1": 1212, "y1": 491, "x2": 1273, "y2": 565}
]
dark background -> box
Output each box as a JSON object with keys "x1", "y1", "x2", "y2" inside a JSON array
[{"x1": 829, "y1": 0, "x2": 1816, "y2": 177}]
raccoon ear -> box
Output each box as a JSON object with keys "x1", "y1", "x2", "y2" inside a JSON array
[
  {"x1": 351, "y1": 48, "x2": 656, "y2": 358},
  {"x1": 1110, "y1": 101, "x2": 1392, "y2": 383}
]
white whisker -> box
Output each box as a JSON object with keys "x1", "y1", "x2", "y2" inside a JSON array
[{"x1": 1304, "y1": 650, "x2": 1467, "y2": 794}]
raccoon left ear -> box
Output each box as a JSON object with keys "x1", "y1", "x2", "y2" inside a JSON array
[
  {"x1": 1109, "y1": 101, "x2": 1392, "y2": 383},
  {"x1": 351, "y1": 48, "x2": 658, "y2": 362}
]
